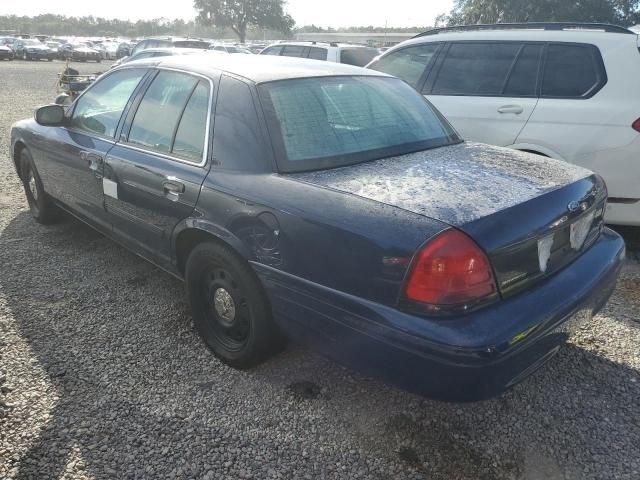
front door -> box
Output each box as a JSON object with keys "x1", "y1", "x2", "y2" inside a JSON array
[
  {"x1": 41, "y1": 68, "x2": 149, "y2": 230},
  {"x1": 104, "y1": 70, "x2": 214, "y2": 265}
]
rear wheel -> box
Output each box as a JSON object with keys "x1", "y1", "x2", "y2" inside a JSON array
[
  {"x1": 185, "y1": 242, "x2": 285, "y2": 369},
  {"x1": 20, "y1": 148, "x2": 59, "y2": 224}
]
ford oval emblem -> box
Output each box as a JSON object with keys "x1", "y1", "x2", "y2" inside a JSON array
[{"x1": 567, "y1": 201, "x2": 581, "y2": 212}]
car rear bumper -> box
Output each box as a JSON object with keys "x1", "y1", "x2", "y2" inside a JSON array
[{"x1": 254, "y1": 228, "x2": 625, "y2": 401}]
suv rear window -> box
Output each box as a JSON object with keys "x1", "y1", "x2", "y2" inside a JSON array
[
  {"x1": 339, "y1": 48, "x2": 379, "y2": 66},
  {"x1": 542, "y1": 44, "x2": 604, "y2": 98}
]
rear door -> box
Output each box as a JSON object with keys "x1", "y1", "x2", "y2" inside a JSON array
[
  {"x1": 424, "y1": 41, "x2": 541, "y2": 146},
  {"x1": 103, "y1": 69, "x2": 215, "y2": 266},
  {"x1": 515, "y1": 43, "x2": 609, "y2": 160}
]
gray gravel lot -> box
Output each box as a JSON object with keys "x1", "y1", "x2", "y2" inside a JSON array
[{"x1": 0, "y1": 60, "x2": 639, "y2": 480}]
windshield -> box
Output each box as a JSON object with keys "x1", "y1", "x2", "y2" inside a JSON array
[
  {"x1": 259, "y1": 76, "x2": 459, "y2": 172},
  {"x1": 24, "y1": 40, "x2": 42, "y2": 46}
]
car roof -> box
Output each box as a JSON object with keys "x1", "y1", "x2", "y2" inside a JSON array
[
  {"x1": 124, "y1": 53, "x2": 389, "y2": 83},
  {"x1": 395, "y1": 25, "x2": 638, "y2": 50},
  {"x1": 270, "y1": 41, "x2": 374, "y2": 49},
  {"x1": 135, "y1": 47, "x2": 203, "y2": 54}
]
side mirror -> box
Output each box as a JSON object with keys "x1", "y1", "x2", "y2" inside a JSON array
[{"x1": 35, "y1": 105, "x2": 66, "y2": 126}]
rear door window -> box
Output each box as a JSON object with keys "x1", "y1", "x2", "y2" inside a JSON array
[
  {"x1": 172, "y1": 81, "x2": 210, "y2": 162},
  {"x1": 542, "y1": 44, "x2": 604, "y2": 98},
  {"x1": 281, "y1": 45, "x2": 309, "y2": 58},
  {"x1": 503, "y1": 44, "x2": 543, "y2": 97},
  {"x1": 127, "y1": 71, "x2": 198, "y2": 154},
  {"x1": 432, "y1": 42, "x2": 521, "y2": 95},
  {"x1": 307, "y1": 46, "x2": 327, "y2": 60},
  {"x1": 368, "y1": 44, "x2": 440, "y2": 88}
]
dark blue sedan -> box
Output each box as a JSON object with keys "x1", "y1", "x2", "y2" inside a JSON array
[{"x1": 10, "y1": 55, "x2": 625, "y2": 401}]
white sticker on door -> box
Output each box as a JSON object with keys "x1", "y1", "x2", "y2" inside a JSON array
[{"x1": 103, "y1": 178, "x2": 118, "y2": 199}]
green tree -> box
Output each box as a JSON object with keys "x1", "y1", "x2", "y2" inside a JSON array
[
  {"x1": 443, "y1": 0, "x2": 630, "y2": 26},
  {"x1": 194, "y1": 0, "x2": 294, "y2": 43}
]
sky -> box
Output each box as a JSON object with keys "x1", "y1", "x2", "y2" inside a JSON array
[{"x1": 0, "y1": 0, "x2": 454, "y2": 28}]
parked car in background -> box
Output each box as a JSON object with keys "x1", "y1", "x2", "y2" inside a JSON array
[
  {"x1": 46, "y1": 41, "x2": 62, "y2": 52},
  {"x1": 0, "y1": 44, "x2": 14, "y2": 60},
  {"x1": 59, "y1": 42, "x2": 102, "y2": 62},
  {"x1": 12, "y1": 38, "x2": 56, "y2": 61},
  {"x1": 10, "y1": 54, "x2": 624, "y2": 401},
  {"x1": 90, "y1": 42, "x2": 108, "y2": 59},
  {"x1": 131, "y1": 37, "x2": 210, "y2": 56},
  {"x1": 368, "y1": 22, "x2": 640, "y2": 226},
  {"x1": 110, "y1": 47, "x2": 203, "y2": 69},
  {"x1": 209, "y1": 44, "x2": 253, "y2": 54},
  {"x1": 260, "y1": 41, "x2": 380, "y2": 66},
  {"x1": 116, "y1": 41, "x2": 132, "y2": 58},
  {"x1": 246, "y1": 43, "x2": 268, "y2": 53},
  {"x1": 101, "y1": 41, "x2": 119, "y2": 60},
  {"x1": 0, "y1": 36, "x2": 16, "y2": 48}
]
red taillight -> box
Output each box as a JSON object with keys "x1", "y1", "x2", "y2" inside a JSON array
[
  {"x1": 404, "y1": 229, "x2": 497, "y2": 307},
  {"x1": 633, "y1": 118, "x2": 640, "y2": 133}
]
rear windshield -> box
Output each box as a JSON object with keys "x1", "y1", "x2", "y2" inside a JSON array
[
  {"x1": 259, "y1": 76, "x2": 459, "y2": 172},
  {"x1": 339, "y1": 47, "x2": 379, "y2": 66}
]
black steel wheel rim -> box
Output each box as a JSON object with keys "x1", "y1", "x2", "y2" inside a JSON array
[{"x1": 200, "y1": 265, "x2": 251, "y2": 351}]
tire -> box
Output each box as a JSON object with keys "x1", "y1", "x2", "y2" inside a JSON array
[
  {"x1": 20, "y1": 148, "x2": 59, "y2": 224},
  {"x1": 48, "y1": 57, "x2": 53, "y2": 62},
  {"x1": 185, "y1": 242, "x2": 285, "y2": 369}
]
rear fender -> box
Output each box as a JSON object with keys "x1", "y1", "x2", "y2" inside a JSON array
[
  {"x1": 508, "y1": 143, "x2": 565, "y2": 160},
  {"x1": 171, "y1": 218, "x2": 253, "y2": 265}
]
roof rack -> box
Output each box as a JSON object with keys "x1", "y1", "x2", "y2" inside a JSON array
[{"x1": 413, "y1": 22, "x2": 635, "y2": 38}]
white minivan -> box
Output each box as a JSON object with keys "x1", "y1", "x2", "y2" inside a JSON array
[{"x1": 368, "y1": 23, "x2": 640, "y2": 226}]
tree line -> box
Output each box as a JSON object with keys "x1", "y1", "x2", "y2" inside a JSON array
[
  {"x1": 2, "y1": 1, "x2": 639, "y2": 43},
  {"x1": 440, "y1": 0, "x2": 640, "y2": 26}
]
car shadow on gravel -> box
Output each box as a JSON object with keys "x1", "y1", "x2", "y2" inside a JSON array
[{"x1": 1, "y1": 211, "x2": 639, "y2": 480}]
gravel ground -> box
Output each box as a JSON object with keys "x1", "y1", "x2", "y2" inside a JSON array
[{"x1": 0, "y1": 60, "x2": 639, "y2": 480}]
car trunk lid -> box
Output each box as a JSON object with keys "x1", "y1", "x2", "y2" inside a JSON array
[{"x1": 290, "y1": 142, "x2": 606, "y2": 299}]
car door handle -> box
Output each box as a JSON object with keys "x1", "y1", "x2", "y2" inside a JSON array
[
  {"x1": 497, "y1": 105, "x2": 524, "y2": 114},
  {"x1": 162, "y1": 178, "x2": 185, "y2": 202},
  {"x1": 81, "y1": 151, "x2": 104, "y2": 177}
]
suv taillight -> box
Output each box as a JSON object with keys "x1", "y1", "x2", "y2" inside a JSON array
[
  {"x1": 404, "y1": 229, "x2": 497, "y2": 308},
  {"x1": 633, "y1": 118, "x2": 640, "y2": 133}
]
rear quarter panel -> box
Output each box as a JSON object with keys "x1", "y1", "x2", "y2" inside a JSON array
[{"x1": 194, "y1": 171, "x2": 449, "y2": 306}]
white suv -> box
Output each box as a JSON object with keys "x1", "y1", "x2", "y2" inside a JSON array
[
  {"x1": 260, "y1": 42, "x2": 379, "y2": 67},
  {"x1": 368, "y1": 23, "x2": 640, "y2": 226}
]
